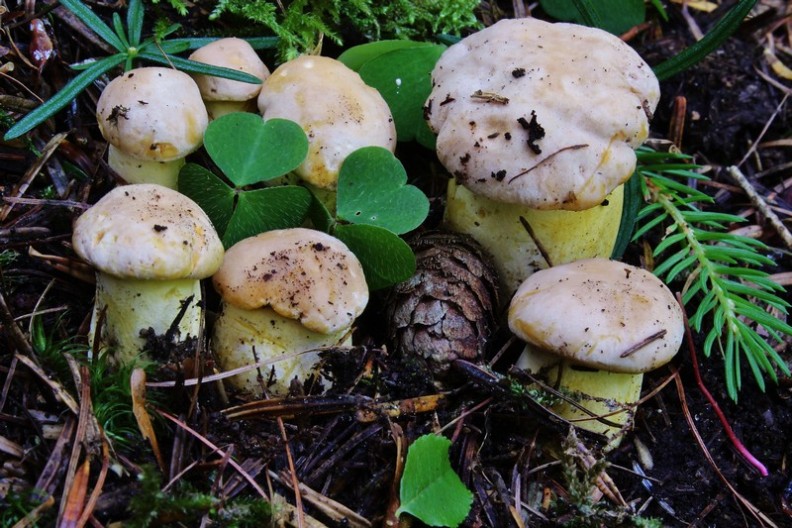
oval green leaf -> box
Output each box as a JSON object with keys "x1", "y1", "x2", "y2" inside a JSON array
[
  {"x1": 338, "y1": 39, "x2": 439, "y2": 71},
  {"x1": 336, "y1": 147, "x2": 429, "y2": 235},
  {"x1": 396, "y1": 434, "x2": 473, "y2": 528},
  {"x1": 358, "y1": 45, "x2": 445, "y2": 147},
  {"x1": 222, "y1": 186, "x2": 312, "y2": 248},
  {"x1": 540, "y1": 0, "x2": 645, "y2": 35},
  {"x1": 178, "y1": 163, "x2": 235, "y2": 236},
  {"x1": 333, "y1": 224, "x2": 416, "y2": 291},
  {"x1": 203, "y1": 113, "x2": 309, "y2": 187}
]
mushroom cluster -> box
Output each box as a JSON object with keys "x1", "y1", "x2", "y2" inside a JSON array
[{"x1": 425, "y1": 17, "x2": 660, "y2": 296}]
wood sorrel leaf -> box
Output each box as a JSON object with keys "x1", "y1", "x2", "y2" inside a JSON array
[
  {"x1": 357, "y1": 45, "x2": 445, "y2": 148},
  {"x1": 396, "y1": 434, "x2": 473, "y2": 527},
  {"x1": 202, "y1": 113, "x2": 308, "y2": 187},
  {"x1": 338, "y1": 40, "x2": 438, "y2": 72},
  {"x1": 178, "y1": 163, "x2": 235, "y2": 235},
  {"x1": 540, "y1": 0, "x2": 645, "y2": 35},
  {"x1": 336, "y1": 147, "x2": 429, "y2": 235},
  {"x1": 333, "y1": 224, "x2": 416, "y2": 290},
  {"x1": 223, "y1": 186, "x2": 312, "y2": 248}
]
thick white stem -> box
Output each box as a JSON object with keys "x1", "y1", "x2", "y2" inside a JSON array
[
  {"x1": 107, "y1": 145, "x2": 185, "y2": 189},
  {"x1": 212, "y1": 302, "x2": 351, "y2": 396},
  {"x1": 444, "y1": 180, "x2": 624, "y2": 299},
  {"x1": 91, "y1": 272, "x2": 203, "y2": 365}
]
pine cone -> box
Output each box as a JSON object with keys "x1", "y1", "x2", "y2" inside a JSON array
[{"x1": 386, "y1": 230, "x2": 500, "y2": 375}]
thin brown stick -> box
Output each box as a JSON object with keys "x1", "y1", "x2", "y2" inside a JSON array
[{"x1": 727, "y1": 165, "x2": 792, "y2": 250}]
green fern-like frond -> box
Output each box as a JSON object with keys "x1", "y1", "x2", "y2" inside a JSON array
[
  {"x1": 209, "y1": 0, "x2": 481, "y2": 60},
  {"x1": 634, "y1": 148, "x2": 792, "y2": 400}
]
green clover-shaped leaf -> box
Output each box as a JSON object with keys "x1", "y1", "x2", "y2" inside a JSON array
[
  {"x1": 203, "y1": 113, "x2": 309, "y2": 187},
  {"x1": 179, "y1": 163, "x2": 235, "y2": 235},
  {"x1": 333, "y1": 224, "x2": 416, "y2": 291},
  {"x1": 336, "y1": 147, "x2": 429, "y2": 235},
  {"x1": 356, "y1": 44, "x2": 445, "y2": 148},
  {"x1": 222, "y1": 186, "x2": 312, "y2": 248},
  {"x1": 396, "y1": 434, "x2": 473, "y2": 527}
]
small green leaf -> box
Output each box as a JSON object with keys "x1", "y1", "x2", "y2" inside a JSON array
[
  {"x1": 357, "y1": 45, "x2": 445, "y2": 147},
  {"x1": 540, "y1": 0, "x2": 645, "y2": 35},
  {"x1": 336, "y1": 147, "x2": 429, "y2": 235},
  {"x1": 338, "y1": 40, "x2": 438, "y2": 72},
  {"x1": 203, "y1": 114, "x2": 309, "y2": 187},
  {"x1": 308, "y1": 192, "x2": 334, "y2": 233},
  {"x1": 333, "y1": 224, "x2": 416, "y2": 290},
  {"x1": 223, "y1": 186, "x2": 312, "y2": 248},
  {"x1": 126, "y1": 0, "x2": 144, "y2": 47},
  {"x1": 165, "y1": 36, "x2": 279, "y2": 51},
  {"x1": 136, "y1": 52, "x2": 264, "y2": 84},
  {"x1": 653, "y1": 0, "x2": 757, "y2": 80},
  {"x1": 396, "y1": 434, "x2": 472, "y2": 528},
  {"x1": 178, "y1": 163, "x2": 236, "y2": 236},
  {"x1": 60, "y1": 0, "x2": 126, "y2": 51}
]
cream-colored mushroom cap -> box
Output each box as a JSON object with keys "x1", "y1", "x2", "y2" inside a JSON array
[
  {"x1": 213, "y1": 228, "x2": 369, "y2": 334},
  {"x1": 188, "y1": 38, "x2": 270, "y2": 102},
  {"x1": 96, "y1": 67, "x2": 209, "y2": 162},
  {"x1": 257, "y1": 55, "x2": 397, "y2": 190},
  {"x1": 426, "y1": 18, "x2": 660, "y2": 211},
  {"x1": 508, "y1": 258, "x2": 683, "y2": 373},
  {"x1": 72, "y1": 184, "x2": 224, "y2": 280}
]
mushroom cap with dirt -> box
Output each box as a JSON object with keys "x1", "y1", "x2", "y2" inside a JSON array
[
  {"x1": 96, "y1": 67, "x2": 209, "y2": 189},
  {"x1": 425, "y1": 17, "x2": 660, "y2": 296},
  {"x1": 257, "y1": 55, "x2": 397, "y2": 196},
  {"x1": 72, "y1": 183, "x2": 224, "y2": 365},
  {"x1": 508, "y1": 258, "x2": 684, "y2": 444},
  {"x1": 188, "y1": 37, "x2": 270, "y2": 119},
  {"x1": 211, "y1": 228, "x2": 369, "y2": 396}
]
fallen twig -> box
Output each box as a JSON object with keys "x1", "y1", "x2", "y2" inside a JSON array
[{"x1": 727, "y1": 165, "x2": 792, "y2": 251}]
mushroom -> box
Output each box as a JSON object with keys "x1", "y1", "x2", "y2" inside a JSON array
[
  {"x1": 425, "y1": 17, "x2": 660, "y2": 297},
  {"x1": 96, "y1": 67, "x2": 209, "y2": 189},
  {"x1": 508, "y1": 258, "x2": 684, "y2": 445},
  {"x1": 72, "y1": 184, "x2": 224, "y2": 365},
  {"x1": 211, "y1": 228, "x2": 369, "y2": 396},
  {"x1": 188, "y1": 37, "x2": 270, "y2": 120},
  {"x1": 256, "y1": 55, "x2": 396, "y2": 208}
]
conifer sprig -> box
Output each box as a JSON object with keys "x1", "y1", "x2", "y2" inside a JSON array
[{"x1": 634, "y1": 148, "x2": 792, "y2": 400}]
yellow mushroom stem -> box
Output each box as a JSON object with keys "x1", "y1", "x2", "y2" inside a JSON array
[
  {"x1": 91, "y1": 272, "x2": 203, "y2": 365},
  {"x1": 444, "y1": 180, "x2": 625, "y2": 298},
  {"x1": 212, "y1": 303, "x2": 352, "y2": 396},
  {"x1": 516, "y1": 346, "x2": 643, "y2": 447},
  {"x1": 107, "y1": 145, "x2": 185, "y2": 189}
]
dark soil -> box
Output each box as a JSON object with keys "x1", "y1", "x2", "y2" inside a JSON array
[{"x1": 1, "y1": 1, "x2": 792, "y2": 527}]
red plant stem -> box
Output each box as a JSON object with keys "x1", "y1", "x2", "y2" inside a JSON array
[{"x1": 677, "y1": 293, "x2": 769, "y2": 477}]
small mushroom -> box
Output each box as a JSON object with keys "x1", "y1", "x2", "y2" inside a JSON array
[
  {"x1": 96, "y1": 67, "x2": 209, "y2": 189},
  {"x1": 257, "y1": 55, "x2": 396, "y2": 207},
  {"x1": 211, "y1": 228, "x2": 369, "y2": 396},
  {"x1": 508, "y1": 258, "x2": 684, "y2": 445},
  {"x1": 188, "y1": 38, "x2": 270, "y2": 120},
  {"x1": 72, "y1": 184, "x2": 224, "y2": 365},
  {"x1": 425, "y1": 18, "x2": 660, "y2": 297}
]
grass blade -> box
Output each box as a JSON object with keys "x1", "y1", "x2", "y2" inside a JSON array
[
  {"x1": 3, "y1": 54, "x2": 126, "y2": 140},
  {"x1": 60, "y1": 0, "x2": 126, "y2": 51}
]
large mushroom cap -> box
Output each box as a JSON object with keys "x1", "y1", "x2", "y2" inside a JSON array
[
  {"x1": 72, "y1": 184, "x2": 224, "y2": 280},
  {"x1": 96, "y1": 67, "x2": 209, "y2": 162},
  {"x1": 188, "y1": 38, "x2": 270, "y2": 102},
  {"x1": 426, "y1": 18, "x2": 660, "y2": 211},
  {"x1": 508, "y1": 258, "x2": 683, "y2": 373},
  {"x1": 213, "y1": 228, "x2": 369, "y2": 334},
  {"x1": 257, "y1": 55, "x2": 396, "y2": 190}
]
